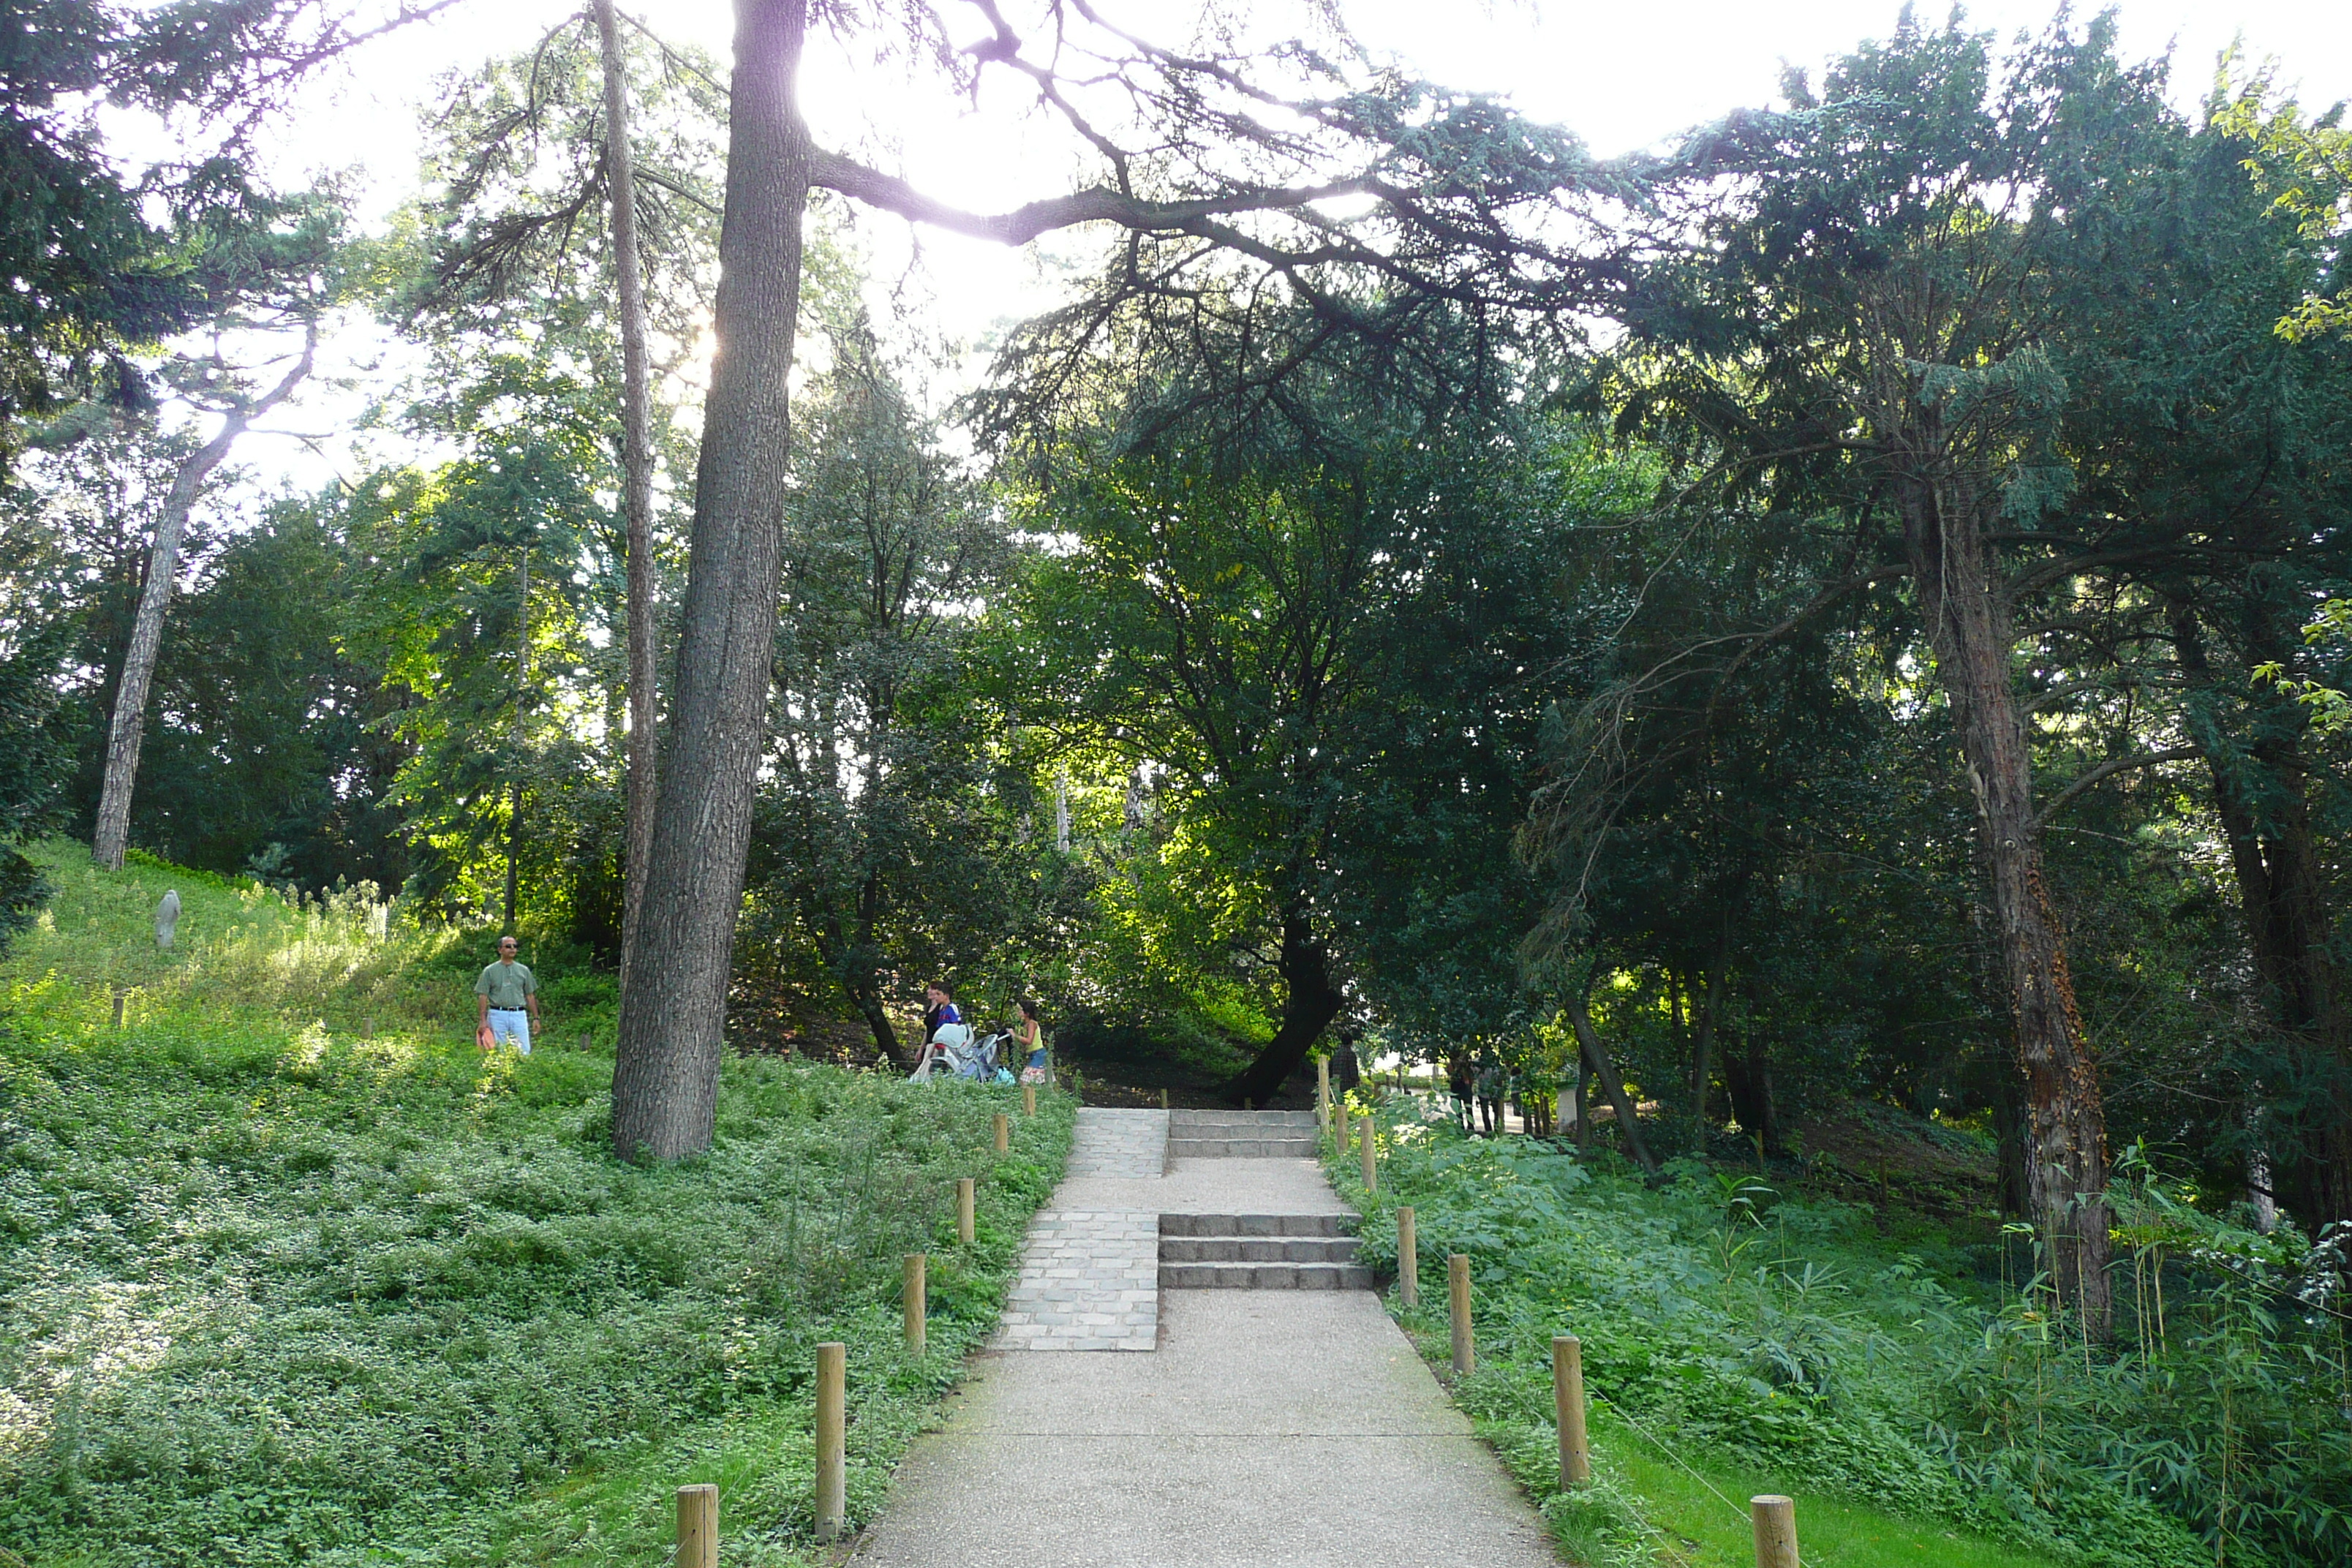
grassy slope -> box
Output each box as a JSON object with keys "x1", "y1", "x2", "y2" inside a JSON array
[
  {"x1": 1323, "y1": 1107, "x2": 2213, "y2": 1568},
  {"x1": 0, "y1": 840, "x2": 1073, "y2": 1567}
]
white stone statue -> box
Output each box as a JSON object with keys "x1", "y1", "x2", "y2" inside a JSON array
[{"x1": 155, "y1": 889, "x2": 181, "y2": 949}]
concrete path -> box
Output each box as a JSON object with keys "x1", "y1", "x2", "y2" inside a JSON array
[{"x1": 853, "y1": 1109, "x2": 1560, "y2": 1567}]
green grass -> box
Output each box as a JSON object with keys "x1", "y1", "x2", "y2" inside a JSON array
[
  {"x1": 1597, "y1": 1417, "x2": 2064, "y2": 1567},
  {"x1": 1324, "y1": 1102, "x2": 2307, "y2": 1568},
  {"x1": 0, "y1": 840, "x2": 1076, "y2": 1567},
  {"x1": 4, "y1": 837, "x2": 611, "y2": 1045}
]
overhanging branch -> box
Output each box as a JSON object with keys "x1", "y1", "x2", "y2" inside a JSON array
[
  {"x1": 808, "y1": 148, "x2": 1371, "y2": 246},
  {"x1": 2033, "y1": 747, "x2": 2202, "y2": 832}
]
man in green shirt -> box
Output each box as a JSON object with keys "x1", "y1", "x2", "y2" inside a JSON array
[{"x1": 475, "y1": 935, "x2": 541, "y2": 1054}]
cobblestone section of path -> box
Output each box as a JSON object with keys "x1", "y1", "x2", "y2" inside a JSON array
[
  {"x1": 1062, "y1": 1107, "x2": 1169, "y2": 1177},
  {"x1": 995, "y1": 1210, "x2": 1161, "y2": 1352},
  {"x1": 993, "y1": 1109, "x2": 1170, "y2": 1352}
]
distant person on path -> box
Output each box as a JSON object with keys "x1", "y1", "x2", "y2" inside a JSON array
[
  {"x1": 910, "y1": 980, "x2": 965, "y2": 1082},
  {"x1": 1447, "y1": 1052, "x2": 1475, "y2": 1133},
  {"x1": 1012, "y1": 996, "x2": 1047, "y2": 1083},
  {"x1": 923, "y1": 980, "x2": 962, "y2": 1043},
  {"x1": 1474, "y1": 1052, "x2": 1503, "y2": 1136},
  {"x1": 1332, "y1": 1027, "x2": 1362, "y2": 1093},
  {"x1": 475, "y1": 935, "x2": 540, "y2": 1055}
]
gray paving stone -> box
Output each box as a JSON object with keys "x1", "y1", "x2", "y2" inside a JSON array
[
  {"x1": 993, "y1": 1110, "x2": 1170, "y2": 1352},
  {"x1": 1063, "y1": 1108, "x2": 1169, "y2": 1177}
]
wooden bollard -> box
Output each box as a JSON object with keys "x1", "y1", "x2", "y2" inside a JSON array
[
  {"x1": 903, "y1": 1254, "x2": 927, "y2": 1356},
  {"x1": 1449, "y1": 1254, "x2": 1474, "y2": 1376},
  {"x1": 993, "y1": 1112, "x2": 1009, "y2": 1154},
  {"x1": 1316, "y1": 1056, "x2": 1331, "y2": 1128},
  {"x1": 1337, "y1": 1110, "x2": 1351, "y2": 1160},
  {"x1": 1358, "y1": 1114, "x2": 1377, "y2": 1192},
  {"x1": 1022, "y1": 1082, "x2": 1036, "y2": 1117},
  {"x1": 1752, "y1": 1496, "x2": 1799, "y2": 1568},
  {"x1": 1161, "y1": 1087, "x2": 1169, "y2": 1109},
  {"x1": 1397, "y1": 1206, "x2": 1418, "y2": 1308},
  {"x1": 675, "y1": 1482, "x2": 717, "y2": 1568},
  {"x1": 957, "y1": 1177, "x2": 976, "y2": 1245},
  {"x1": 814, "y1": 1342, "x2": 846, "y2": 1539},
  {"x1": 1553, "y1": 1335, "x2": 1591, "y2": 1485},
  {"x1": 111, "y1": 988, "x2": 126, "y2": 1028}
]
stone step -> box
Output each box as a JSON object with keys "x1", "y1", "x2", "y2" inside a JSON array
[
  {"x1": 1169, "y1": 1109, "x2": 1319, "y2": 1129},
  {"x1": 1158, "y1": 1261, "x2": 1375, "y2": 1290},
  {"x1": 1158, "y1": 1212, "x2": 1356, "y2": 1237},
  {"x1": 1159, "y1": 1235, "x2": 1361, "y2": 1264},
  {"x1": 1167, "y1": 1136, "x2": 1319, "y2": 1158}
]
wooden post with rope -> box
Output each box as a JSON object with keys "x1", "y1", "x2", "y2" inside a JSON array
[
  {"x1": 903, "y1": 1254, "x2": 926, "y2": 1357},
  {"x1": 674, "y1": 1483, "x2": 717, "y2": 1568},
  {"x1": 1553, "y1": 1335, "x2": 1591, "y2": 1485},
  {"x1": 1751, "y1": 1496, "x2": 1798, "y2": 1568},
  {"x1": 1449, "y1": 1254, "x2": 1474, "y2": 1375},
  {"x1": 814, "y1": 1343, "x2": 845, "y2": 1540},
  {"x1": 1396, "y1": 1206, "x2": 1417, "y2": 1308}
]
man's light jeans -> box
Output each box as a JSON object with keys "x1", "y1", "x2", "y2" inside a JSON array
[{"x1": 486, "y1": 1008, "x2": 532, "y2": 1054}]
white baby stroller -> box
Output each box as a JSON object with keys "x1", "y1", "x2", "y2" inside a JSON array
[{"x1": 910, "y1": 1022, "x2": 1014, "y2": 1085}]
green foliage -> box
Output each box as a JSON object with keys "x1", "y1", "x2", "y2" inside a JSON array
[
  {"x1": 0, "y1": 841, "x2": 1076, "y2": 1566},
  {"x1": 0, "y1": 0, "x2": 357, "y2": 448},
  {"x1": 1338, "y1": 1106, "x2": 2351, "y2": 1567},
  {"x1": 0, "y1": 617, "x2": 78, "y2": 851},
  {"x1": 742, "y1": 333, "x2": 1042, "y2": 1059}
]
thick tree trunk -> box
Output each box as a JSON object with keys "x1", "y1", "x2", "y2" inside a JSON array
[
  {"x1": 611, "y1": 0, "x2": 811, "y2": 1161},
  {"x1": 2176, "y1": 608, "x2": 2352, "y2": 1224},
  {"x1": 1231, "y1": 903, "x2": 1344, "y2": 1105},
  {"x1": 92, "y1": 339, "x2": 314, "y2": 871},
  {"x1": 1564, "y1": 992, "x2": 1660, "y2": 1174},
  {"x1": 595, "y1": 0, "x2": 660, "y2": 975},
  {"x1": 1899, "y1": 464, "x2": 2111, "y2": 1335}
]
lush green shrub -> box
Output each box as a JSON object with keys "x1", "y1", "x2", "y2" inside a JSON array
[
  {"x1": 0, "y1": 845, "x2": 45, "y2": 960},
  {"x1": 1, "y1": 899, "x2": 1073, "y2": 1566},
  {"x1": 1336, "y1": 1107, "x2": 2348, "y2": 1568}
]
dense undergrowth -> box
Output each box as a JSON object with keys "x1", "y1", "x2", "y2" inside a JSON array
[
  {"x1": 1334, "y1": 1099, "x2": 2352, "y2": 1568},
  {"x1": 0, "y1": 840, "x2": 1075, "y2": 1567}
]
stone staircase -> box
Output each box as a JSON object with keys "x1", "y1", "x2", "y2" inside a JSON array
[
  {"x1": 1166, "y1": 1107, "x2": 1320, "y2": 1159},
  {"x1": 1158, "y1": 1212, "x2": 1370, "y2": 1289},
  {"x1": 1154, "y1": 1109, "x2": 1367, "y2": 1289}
]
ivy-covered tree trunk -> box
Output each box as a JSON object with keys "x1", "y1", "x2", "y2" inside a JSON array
[
  {"x1": 1896, "y1": 451, "x2": 2112, "y2": 1337},
  {"x1": 611, "y1": 0, "x2": 810, "y2": 1161}
]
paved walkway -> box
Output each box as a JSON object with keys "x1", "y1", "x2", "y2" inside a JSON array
[
  {"x1": 853, "y1": 1109, "x2": 1560, "y2": 1567},
  {"x1": 995, "y1": 1211, "x2": 1161, "y2": 1352},
  {"x1": 994, "y1": 1110, "x2": 1169, "y2": 1351}
]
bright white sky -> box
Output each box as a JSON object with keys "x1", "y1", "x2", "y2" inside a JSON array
[{"x1": 213, "y1": 0, "x2": 2352, "y2": 490}]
